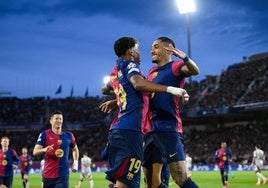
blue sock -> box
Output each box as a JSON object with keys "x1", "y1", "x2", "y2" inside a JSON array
[
  {"x1": 157, "y1": 182, "x2": 169, "y2": 188},
  {"x1": 181, "y1": 178, "x2": 199, "y2": 188}
]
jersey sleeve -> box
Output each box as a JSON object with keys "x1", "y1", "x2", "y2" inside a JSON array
[
  {"x1": 69, "y1": 132, "x2": 77, "y2": 148},
  {"x1": 124, "y1": 61, "x2": 142, "y2": 80},
  {"x1": 36, "y1": 131, "x2": 46, "y2": 146},
  {"x1": 172, "y1": 60, "x2": 186, "y2": 76},
  {"x1": 12, "y1": 149, "x2": 20, "y2": 165}
]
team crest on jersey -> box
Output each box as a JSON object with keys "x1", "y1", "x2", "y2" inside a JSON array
[
  {"x1": 2, "y1": 160, "x2": 7, "y2": 166},
  {"x1": 118, "y1": 70, "x2": 122, "y2": 78},
  {"x1": 151, "y1": 72, "x2": 158, "y2": 79},
  {"x1": 58, "y1": 139, "x2": 62, "y2": 145},
  {"x1": 126, "y1": 172, "x2": 134, "y2": 180},
  {"x1": 55, "y1": 149, "x2": 64, "y2": 158}
]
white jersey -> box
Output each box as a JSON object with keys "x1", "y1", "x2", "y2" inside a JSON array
[
  {"x1": 81, "y1": 156, "x2": 92, "y2": 178},
  {"x1": 253, "y1": 149, "x2": 264, "y2": 170},
  {"x1": 40, "y1": 159, "x2": 45, "y2": 172},
  {"x1": 185, "y1": 155, "x2": 192, "y2": 169}
]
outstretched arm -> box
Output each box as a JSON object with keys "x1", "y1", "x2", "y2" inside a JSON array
[{"x1": 130, "y1": 74, "x2": 189, "y2": 102}]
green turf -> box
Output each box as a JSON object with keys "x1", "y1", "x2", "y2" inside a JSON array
[{"x1": 11, "y1": 170, "x2": 268, "y2": 188}]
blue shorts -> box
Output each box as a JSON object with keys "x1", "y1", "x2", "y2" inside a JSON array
[
  {"x1": 0, "y1": 176, "x2": 13, "y2": 187},
  {"x1": 220, "y1": 166, "x2": 229, "y2": 175},
  {"x1": 106, "y1": 129, "x2": 143, "y2": 188},
  {"x1": 21, "y1": 172, "x2": 29, "y2": 179},
  {"x1": 143, "y1": 132, "x2": 185, "y2": 168},
  {"x1": 43, "y1": 177, "x2": 69, "y2": 188}
]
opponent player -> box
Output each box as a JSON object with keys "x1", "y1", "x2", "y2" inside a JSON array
[
  {"x1": 75, "y1": 151, "x2": 94, "y2": 188},
  {"x1": 104, "y1": 36, "x2": 189, "y2": 188},
  {"x1": 0, "y1": 136, "x2": 19, "y2": 188},
  {"x1": 19, "y1": 147, "x2": 32, "y2": 188},
  {"x1": 185, "y1": 153, "x2": 192, "y2": 177},
  {"x1": 33, "y1": 110, "x2": 79, "y2": 188},
  {"x1": 215, "y1": 141, "x2": 232, "y2": 188},
  {"x1": 252, "y1": 144, "x2": 267, "y2": 185},
  {"x1": 40, "y1": 158, "x2": 45, "y2": 188}
]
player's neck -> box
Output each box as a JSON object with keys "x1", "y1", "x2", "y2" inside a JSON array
[
  {"x1": 52, "y1": 128, "x2": 62, "y2": 135},
  {"x1": 1, "y1": 147, "x2": 8, "y2": 152},
  {"x1": 156, "y1": 58, "x2": 172, "y2": 67}
]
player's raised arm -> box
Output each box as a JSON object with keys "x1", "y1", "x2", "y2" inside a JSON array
[{"x1": 164, "y1": 45, "x2": 199, "y2": 76}]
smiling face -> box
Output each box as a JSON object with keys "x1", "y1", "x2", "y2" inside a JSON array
[
  {"x1": 150, "y1": 39, "x2": 171, "y2": 66},
  {"x1": 50, "y1": 113, "x2": 63, "y2": 133}
]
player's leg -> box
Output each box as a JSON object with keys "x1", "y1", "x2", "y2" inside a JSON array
[
  {"x1": 169, "y1": 161, "x2": 187, "y2": 185},
  {"x1": 254, "y1": 165, "x2": 263, "y2": 185},
  {"x1": 143, "y1": 134, "x2": 166, "y2": 188},
  {"x1": 220, "y1": 169, "x2": 226, "y2": 187},
  {"x1": 88, "y1": 174, "x2": 94, "y2": 188},
  {"x1": 106, "y1": 129, "x2": 143, "y2": 188},
  {"x1": 166, "y1": 133, "x2": 199, "y2": 188},
  {"x1": 223, "y1": 168, "x2": 228, "y2": 188},
  {"x1": 21, "y1": 173, "x2": 26, "y2": 188},
  {"x1": 75, "y1": 174, "x2": 84, "y2": 188},
  {"x1": 151, "y1": 163, "x2": 164, "y2": 188},
  {"x1": 23, "y1": 174, "x2": 29, "y2": 188},
  {"x1": 3, "y1": 176, "x2": 13, "y2": 188},
  {"x1": 161, "y1": 163, "x2": 170, "y2": 187}
]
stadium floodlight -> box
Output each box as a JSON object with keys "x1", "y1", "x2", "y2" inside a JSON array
[
  {"x1": 176, "y1": 0, "x2": 196, "y2": 85},
  {"x1": 176, "y1": 0, "x2": 196, "y2": 14},
  {"x1": 103, "y1": 76, "x2": 110, "y2": 84}
]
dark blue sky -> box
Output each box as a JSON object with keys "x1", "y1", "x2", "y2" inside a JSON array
[{"x1": 1, "y1": 0, "x2": 267, "y2": 98}]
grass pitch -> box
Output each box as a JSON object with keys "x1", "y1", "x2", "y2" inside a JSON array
[{"x1": 12, "y1": 170, "x2": 268, "y2": 188}]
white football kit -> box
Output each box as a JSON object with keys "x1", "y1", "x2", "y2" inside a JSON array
[{"x1": 253, "y1": 149, "x2": 264, "y2": 171}]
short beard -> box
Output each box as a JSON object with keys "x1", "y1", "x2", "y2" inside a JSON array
[{"x1": 152, "y1": 60, "x2": 157, "y2": 64}]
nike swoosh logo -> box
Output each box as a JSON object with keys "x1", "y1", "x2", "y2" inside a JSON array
[{"x1": 169, "y1": 152, "x2": 178, "y2": 158}]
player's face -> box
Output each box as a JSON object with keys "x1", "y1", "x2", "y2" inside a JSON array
[
  {"x1": 1, "y1": 138, "x2": 9, "y2": 147},
  {"x1": 132, "y1": 43, "x2": 141, "y2": 64},
  {"x1": 22, "y1": 148, "x2": 28, "y2": 154},
  {"x1": 151, "y1": 40, "x2": 169, "y2": 64},
  {"x1": 50, "y1": 114, "x2": 63, "y2": 130},
  {"x1": 221, "y1": 142, "x2": 227, "y2": 149}
]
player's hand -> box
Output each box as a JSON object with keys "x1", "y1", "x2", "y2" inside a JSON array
[
  {"x1": 182, "y1": 90, "x2": 190, "y2": 104},
  {"x1": 12, "y1": 164, "x2": 18, "y2": 169},
  {"x1": 72, "y1": 160, "x2": 78, "y2": 172},
  {"x1": 44, "y1": 144, "x2": 54, "y2": 153},
  {"x1": 99, "y1": 100, "x2": 117, "y2": 113},
  {"x1": 164, "y1": 45, "x2": 186, "y2": 59}
]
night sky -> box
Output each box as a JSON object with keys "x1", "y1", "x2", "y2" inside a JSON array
[{"x1": 1, "y1": 0, "x2": 267, "y2": 98}]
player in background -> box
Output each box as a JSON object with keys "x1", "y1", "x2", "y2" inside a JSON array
[
  {"x1": 40, "y1": 159, "x2": 45, "y2": 188},
  {"x1": 19, "y1": 147, "x2": 32, "y2": 188},
  {"x1": 185, "y1": 154, "x2": 192, "y2": 178},
  {"x1": 251, "y1": 144, "x2": 267, "y2": 185},
  {"x1": 0, "y1": 136, "x2": 19, "y2": 188},
  {"x1": 75, "y1": 151, "x2": 94, "y2": 188},
  {"x1": 215, "y1": 141, "x2": 232, "y2": 188},
  {"x1": 33, "y1": 110, "x2": 79, "y2": 188}
]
